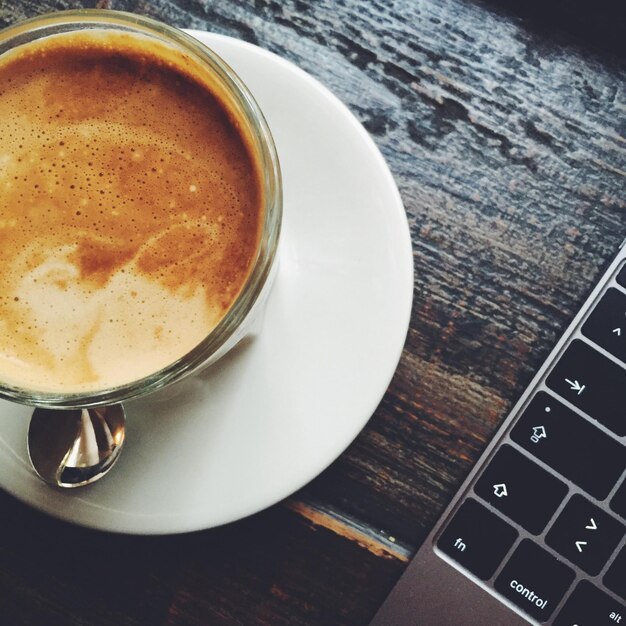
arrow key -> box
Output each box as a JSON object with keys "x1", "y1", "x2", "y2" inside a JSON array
[
  {"x1": 546, "y1": 494, "x2": 625, "y2": 575},
  {"x1": 582, "y1": 288, "x2": 626, "y2": 364}
]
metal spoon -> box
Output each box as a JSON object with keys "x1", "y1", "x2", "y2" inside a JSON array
[{"x1": 27, "y1": 405, "x2": 125, "y2": 488}]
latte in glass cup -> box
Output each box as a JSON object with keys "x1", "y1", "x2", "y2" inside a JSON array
[{"x1": 0, "y1": 11, "x2": 281, "y2": 406}]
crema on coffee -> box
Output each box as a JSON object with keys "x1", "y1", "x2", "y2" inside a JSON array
[{"x1": 0, "y1": 30, "x2": 263, "y2": 392}]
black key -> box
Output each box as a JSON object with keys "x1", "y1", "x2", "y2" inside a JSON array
[
  {"x1": 605, "y1": 544, "x2": 626, "y2": 600},
  {"x1": 494, "y1": 539, "x2": 574, "y2": 622},
  {"x1": 618, "y1": 264, "x2": 626, "y2": 289},
  {"x1": 474, "y1": 445, "x2": 567, "y2": 534},
  {"x1": 511, "y1": 392, "x2": 626, "y2": 500},
  {"x1": 612, "y1": 479, "x2": 626, "y2": 520},
  {"x1": 546, "y1": 339, "x2": 626, "y2": 437},
  {"x1": 582, "y1": 288, "x2": 626, "y2": 364},
  {"x1": 554, "y1": 581, "x2": 626, "y2": 626},
  {"x1": 437, "y1": 499, "x2": 518, "y2": 580},
  {"x1": 546, "y1": 494, "x2": 625, "y2": 575}
]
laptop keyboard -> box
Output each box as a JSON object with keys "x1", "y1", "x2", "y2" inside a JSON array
[{"x1": 435, "y1": 263, "x2": 626, "y2": 624}]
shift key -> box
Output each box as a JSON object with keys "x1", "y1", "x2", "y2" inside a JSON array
[{"x1": 474, "y1": 445, "x2": 568, "y2": 535}]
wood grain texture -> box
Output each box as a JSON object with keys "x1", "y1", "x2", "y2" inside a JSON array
[{"x1": 0, "y1": 1, "x2": 625, "y2": 624}]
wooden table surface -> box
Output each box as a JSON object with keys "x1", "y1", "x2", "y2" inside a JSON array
[{"x1": 1, "y1": 1, "x2": 624, "y2": 625}]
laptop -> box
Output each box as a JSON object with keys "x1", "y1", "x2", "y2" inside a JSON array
[{"x1": 371, "y1": 240, "x2": 626, "y2": 625}]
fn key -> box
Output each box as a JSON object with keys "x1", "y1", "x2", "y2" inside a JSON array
[{"x1": 438, "y1": 499, "x2": 518, "y2": 580}]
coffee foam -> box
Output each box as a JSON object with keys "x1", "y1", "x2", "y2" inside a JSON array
[{"x1": 0, "y1": 30, "x2": 263, "y2": 392}]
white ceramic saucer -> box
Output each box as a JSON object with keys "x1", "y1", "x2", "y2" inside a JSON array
[{"x1": 0, "y1": 32, "x2": 413, "y2": 534}]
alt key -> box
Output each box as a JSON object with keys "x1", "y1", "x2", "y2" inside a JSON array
[{"x1": 554, "y1": 580, "x2": 626, "y2": 626}]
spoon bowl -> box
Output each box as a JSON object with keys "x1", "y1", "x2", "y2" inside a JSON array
[{"x1": 27, "y1": 405, "x2": 125, "y2": 488}]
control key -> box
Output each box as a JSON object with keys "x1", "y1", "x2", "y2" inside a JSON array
[{"x1": 494, "y1": 539, "x2": 574, "y2": 622}]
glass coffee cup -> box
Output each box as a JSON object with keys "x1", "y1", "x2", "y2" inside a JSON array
[{"x1": 0, "y1": 10, "x2": 282, "y2": 483}]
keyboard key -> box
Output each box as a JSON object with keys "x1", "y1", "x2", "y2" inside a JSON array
[
  {"x1": 611, "y1": 479, "x2": 626, "y2": 520},
  {"x1": 511, "y1": 392, "x2": 626, "y2": 500},
  {"x1": 546, "y1": 339, "x2": 626, "y2": 436},
  {"x1": 494, "y1": 539, "x2": 574, "y2": 622},
  {"x1": 582, "y1": 288, "x2": 626, "y2": 364},
  {"x1": 617, "y1": 264, "x2": 626, "y2": 288},
  {"x1": 474, "y1": 445, "x2": 567, "y2": 534},
  {"x1": 605, "y1": 545, "x2": 626, "y2": 600},
  {"x1": 437, "y1": 498, "x2": 518, "y2": 580},
  {"x1": 546, "y1": 494, "x2": 625, "y2": 575},
  {"x1": 554, "y1": 581, "x2": 626, "y2": 626}
]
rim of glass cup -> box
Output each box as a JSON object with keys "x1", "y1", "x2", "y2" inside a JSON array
[{"x1": 0, "y1": 10, "x2": 282, "y2": 408}]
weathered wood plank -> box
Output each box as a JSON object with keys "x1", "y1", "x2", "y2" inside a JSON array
[{"x1": 0, "y1": 491, "x2": 404, "y2": 626}]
